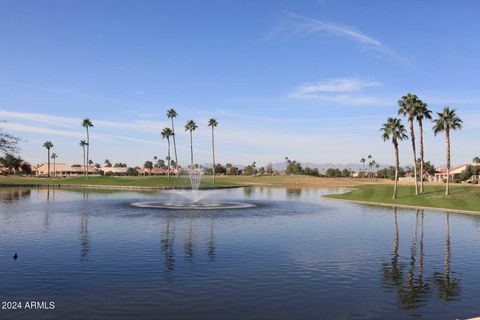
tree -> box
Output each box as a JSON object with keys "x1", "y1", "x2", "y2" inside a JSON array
[
  {"x1": 80, "y1": 140, "x2": 88, "y2": 177},
  {"x1": 0, "y1": 122, "x2": 21, "y2": 154},
  {"x1": 143, "y1": 161, "x2": 153, "y2": 174},
  {"x1": 415, "y1": 99, "x2": 432, "y2": 192},
  {"x1": 266, "y1": 162, "x2": 274, "y2": 176},
  {"x1": 43, "y1": 141, "x2": 54, "y2": 177},
  {"x1": 360, "y1": 158, "x2": 366, "y2": 179},
  {"x1": 433, "y1": 107, "x2": 463, "y2": 195},
  {"x1": 0, "y1": 153, "x2": 23, "y2": 174},
  {"x1": 184, "y1": 120, "x2": 198, "y2": 168},
  {"x1": 473, "y1": 157, "x2": 480, "y2": 165},
  {"x1": 161, "y1": 127, "x2": 173, "y2": 178},
  {"x1": 82, "y1": 118, "x2": 94, "y2": 179},
  {"x1": 167, "y1": 108, "x2": 179, "y2": 178},
  {"x1": 104, "y1": 159, "x2": 112, "y2": 167},
  {"x1": 398, "y1": 93, "x2": 421, "y2": 195},
  {"x1": 208, "y1": 118, "x2": 218, "y2": 183},
  {"x1": 51, "y1": 153, "x2": 58, "y2": 177},
  {"x1": 381, "y1": 118, "x2": 408, "y2": 199}
]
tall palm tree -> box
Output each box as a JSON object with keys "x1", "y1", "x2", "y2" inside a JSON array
[
  {"x1": 416, "y1": 100, "x2": 432, "y2": 193},
  {"x1": 161, "y1": 127, "x2": 173, "y2": 178},
  {"x1": 432, "y1": 107, "x2": 463, "y2": 196},
  {"x1": 381, "y1": 118, "x2": 408, "y2": 199},
  {"x1": 360, "y1": 158, "x2": 366, "y2": 179},
  {"x1": 208, "y1": 118, "x2": 218, "y2": 183},
  {"x1": 51, "y1": 153, "x2": 58, "y2": 177},
  {"x1": 82, "y1": 118, "x2": 94, "y2": 179},
  {"x1": 184, "y1": 120, "x2": 198, "y2": 168},
  {"x1": 167, "y1": 108, "x2": 179, "y2": 178},
  {"x1": 79, "y1": 140, "x2": 87, "y2": 177},
  {"x1": 43, "y1": 141, "x2": 54, "y2": 177},
  {"x1": 398, "y1": 93, "x2": 422, "y2": 195}
]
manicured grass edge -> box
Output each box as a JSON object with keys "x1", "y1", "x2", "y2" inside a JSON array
[{"x1": 323, "y1": 191, "x2": 480, "y2": 215}]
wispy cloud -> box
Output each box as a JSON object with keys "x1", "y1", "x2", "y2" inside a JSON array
[
  {"x1": 270, "y1": 12, "x2": 406, "y2": 63},
  {"x1": 0, "y1": 109, "x2": 166, "y2": 134},
  {"x1": 289, "y1": 77, "x2": 386, "y2": 105},
  {"x1": 293, "y1": 78, "x2": 382, "y2": 94}
]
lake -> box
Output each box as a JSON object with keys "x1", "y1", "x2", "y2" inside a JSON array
[{"x1": 1, "y1": 187, "x2": 479, "y2": 319}]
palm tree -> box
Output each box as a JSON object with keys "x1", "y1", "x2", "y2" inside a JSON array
[
  {"x1": 208, "y1": 118, "x2": 218, "y2": 183},
  {"x1": 79, "y1": 140, "x2": 88, "y2": 177},
  {"x1": 161, "y1": 127, "x2": 173, "y2": 178},
  {"x1": 42, "y1": 141, "x2": 54, "y2": 177},
  {"x1": 416, "y1": 100, "x2": 432, "y2": 193},
  {"x1": 360, "y1": 158, "x2": 366, "y2": 179},
  {"x1": 51, "y1": 153, "x2": 58, "y2": 177},
  {"x1": 184, "y1": 120, "x2": 198, "y2": 168},
  {"x1": 432, "y1": 107, "x2": 463, "y2": 196},
  {"x1": 398, "y1": 93, "x2": 421, "y2": 195},
  {"x1": 167, "y1": 108, "x2": 179, "y2": 178},
  {"x1": 82, "y1": 118, "x2": 94, "y2": 179},
  {"x1": 381, "y1": 118, "x2": 408, "y2": 199}
]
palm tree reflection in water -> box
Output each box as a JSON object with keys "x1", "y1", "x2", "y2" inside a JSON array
[
  {"x1": 161, "y1": 216, "x2": 175, "y2": 272},
  {"x1": 80, "y1": 191, "x2": 90, "y2": 259},
  {"x1": 433, "y1": 213, "x2": 461, "y2": 301},
  {"x1": 383, "y1": 209, "x2": 461, "y2": 312}
]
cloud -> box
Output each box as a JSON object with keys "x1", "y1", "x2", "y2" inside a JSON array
[
  {"x1": 270, "y1": 12, "x2": 406, "y2": 63},
  {"x1": 289, "y1": 77, "x2": 386, "y2": 105},
  {"x1": 293, "y1": 78, "x2": 382, "y2": 94},
  {"x1": 0, "y1": 108, "x2": 166, "y2": 134}
]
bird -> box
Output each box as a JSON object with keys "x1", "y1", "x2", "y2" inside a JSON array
[{"x1": 13, "y1": 253, "x2": 18, "y2": 260}]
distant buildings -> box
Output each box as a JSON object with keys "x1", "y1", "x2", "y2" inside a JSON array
[
  {"x1": 434, "y1": 163, "x2": 479, "y2": 183},
  {"x1": 32, "y1": 163, "x2": 176, "y2": 177},
  {"x1": 34, "y1": 163, "x2": 96, "y2": 177}
]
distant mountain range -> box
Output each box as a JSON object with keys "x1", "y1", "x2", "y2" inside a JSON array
[
  {"x1": 200, "y1": 162, "x2": 391, "y2": 171},
  {"x1": 270, "y1": 162, "x2": 390, "y2": 172}
]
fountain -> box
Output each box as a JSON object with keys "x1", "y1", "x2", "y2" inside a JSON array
[{"x1": 131, "y1": 168, "x2": 255, "y2": 210}]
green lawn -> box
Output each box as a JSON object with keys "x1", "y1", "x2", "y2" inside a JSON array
[
  {"x1": 325, "y1": 184, "x2": 480, "y2": 213},
  {"x1": 0, "y1": 175, "x2": 241, "y2": 188}
]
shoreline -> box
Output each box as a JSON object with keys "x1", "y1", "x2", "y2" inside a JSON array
[
  {"x1": 0, "y1": 183, "x2": 246, "y2": 191},
  {"x1": 324, "y1": 196, "x2": 480, "y2": 216}
]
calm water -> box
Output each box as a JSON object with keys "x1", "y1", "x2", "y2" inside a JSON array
[{"x1": 1, "y1": 187, "x2": 480, "y2": 320}]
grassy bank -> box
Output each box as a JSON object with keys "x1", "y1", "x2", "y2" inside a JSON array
[
  {"x1": 0, "y1": 175, "x2": 367, "y2": 189},
  {"x1": 325, "y1": 184, "x2": 480, "y2": 213},
  {"x1": 0, "y1": 175, "x2": 239, "y2": 188}
]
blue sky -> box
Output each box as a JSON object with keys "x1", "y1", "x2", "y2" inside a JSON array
[{"x1": 1, "y1": 0, "x2": 479, "y2": 167}]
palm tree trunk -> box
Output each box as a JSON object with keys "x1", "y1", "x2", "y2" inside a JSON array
[
  {"x1": 409, "y1": 117, "x2": 419, "y2": 195},
  {"x1": 47, "y1": 149, "x2": 51, "y2": 178},
  {"x1": 86, "y1": 127, "x2": 90, "y2": 179},
  {"x1": 189, "y1": 131, "x2": 193, "y2": 168},
  {"x1": 53, "y1": 159, "x2": 56, "y2": 177},
  {"x1": 83, "y1": 147, "x2": 86, "y2": 178},
  {"x1": 393, "y1": 142, "x2": 399, "y2": 199},
  {"x1": 167, "y1": 138, "x2": 171, "y2": 179},
  {"x1": 171, "y1": 118, "x2": 179, "y2": 178},
  {"x1": 445, "y1": 128, "x2": 451, "y2": 196},
  {"x1": 419, "y1": 119, "x2": 425, "y2": 193},
  {"x1": 212, "y1": 127, "x2": 216, "y2": 184}
]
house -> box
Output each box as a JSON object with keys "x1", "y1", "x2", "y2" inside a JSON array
[
  {"x1": 34, "y1": 163, "x2": 97, "y2": 177},
  {"x1": 101, "y1": 166, "x2": 129, "y2": 176},
  {"x1": 434, "y1": 164, "x2": 479, "y2": 183},
  {"x1": 137, "y1": 167, "x2": 177, "y2": 176}
]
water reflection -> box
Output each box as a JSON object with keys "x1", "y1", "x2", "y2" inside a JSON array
[
  {"x1": 432, "y1": 213, "x2": 461, "y2": 301},
  {"x1": 0, "y1": 189, "x2": 31, "y2": 201},
  {"x1": 160, "y1": 217, "x2": 175, "y2": 272},
  {"x1": 383, "y1": 208, "x2": 461, "y2": 313},
  {"x1": 286, "y1": 188, "x2": 302, "y2": 198}
]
